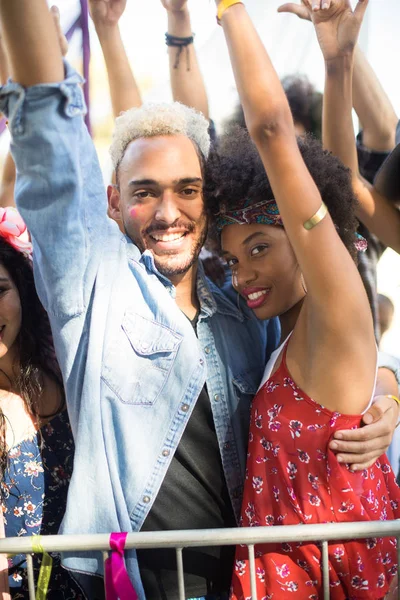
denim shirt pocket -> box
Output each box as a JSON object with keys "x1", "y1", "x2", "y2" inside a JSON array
[{"x1": 102, "y1": 312, "x2": 182, "y2": 406}]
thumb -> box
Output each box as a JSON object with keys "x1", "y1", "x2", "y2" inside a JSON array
[
  {"x1": 277, "y1": 3, "x2": 311, "y2": 21},
  {"x1": 362, "y1": 402, "x2": 384, "y2": 426},
  {"x1": 354, "y1": 0, "x2": 369, "y2": 22}
]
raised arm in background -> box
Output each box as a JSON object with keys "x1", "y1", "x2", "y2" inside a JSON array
[
  {"x1": 278, "y1": 1, "x2": 398, "y2": 153},
  {"x1": 161, "y1": 0, "x2": 209, "y2": 119},
  {"x1": 353, "y1": 46, "x2": 398, "y2": 152},
  {"x1": 89, "y1": 0, "x2": 141, "y2": 117},
  {"x1": 0, "y1": 5, "x2": 68, "y2": 209},
  {"x1": 312, "y1": 0, "x2": 400, "y2": 252},
  {"x1": 0, "y1": 0, "x2": 63, "y2": 85}
]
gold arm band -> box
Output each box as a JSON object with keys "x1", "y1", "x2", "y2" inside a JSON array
[
  {"x1": 217, "y1": 0, "x2": 244, "y2": 23},
  {"x1": 303, "y1": 202, "x2": 328, "y2": 231}
]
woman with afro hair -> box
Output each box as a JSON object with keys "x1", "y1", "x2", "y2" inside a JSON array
[{"x1": 209, "y1": 0, "x2": 400, "y2": 598}]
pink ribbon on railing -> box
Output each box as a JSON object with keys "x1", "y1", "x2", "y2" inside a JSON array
[{"x1": 105, "y1": 532, "x2": 138, "y2": 600}]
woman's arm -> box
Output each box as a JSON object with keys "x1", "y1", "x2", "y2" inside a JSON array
[
  {"x1": 216, "y1": 0, "x2": 375, "y2": 413},
  {"x1": 162, "y1": 0, "x2": 209, "y2": 119},
  {"x1": 89, "y1": 0, "x2": 141, "y2": 117}
]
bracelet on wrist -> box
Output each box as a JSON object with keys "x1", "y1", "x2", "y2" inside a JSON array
[
  {"x1": 165, "y1": 33, "x2": 194, "y2": 71},
  {"x1": 165, "y1": 33, "x2": 194, "y2": 47}
]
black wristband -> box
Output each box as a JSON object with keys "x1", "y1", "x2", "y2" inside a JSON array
[{"x1": 165, "y1": 33, "x2": 194, "y2": 47}]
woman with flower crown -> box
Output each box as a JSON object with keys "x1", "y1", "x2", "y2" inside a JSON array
[
  {"x1": 207, "y1": 0, "x2": 400, "y2": 598},
  {"x1": 0, "y1": 208, "x2": 92, "y2": 599}
]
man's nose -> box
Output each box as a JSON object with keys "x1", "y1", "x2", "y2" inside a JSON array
[{"x1": 154, "y1": 192, "x2": 181, "y2": 225}]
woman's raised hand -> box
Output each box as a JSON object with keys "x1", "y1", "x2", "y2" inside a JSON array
[
  {"x1": 280, "y1": 0, "x2": 368, "y2": 62},
  {"x1": 88, "y1": 0, "x2": 127, "y2": 28}
]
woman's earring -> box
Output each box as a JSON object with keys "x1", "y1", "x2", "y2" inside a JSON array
[{"x1": 301, "y1": 273, "x2": 307, "y2": 294}]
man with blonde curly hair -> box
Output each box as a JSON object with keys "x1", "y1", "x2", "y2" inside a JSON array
[
  {"x1": 0, "y1": 1, "x2": 399, "y2": 598},
  {"x1": 108, "y1": 102, "x2": 210, "y2": 287}
]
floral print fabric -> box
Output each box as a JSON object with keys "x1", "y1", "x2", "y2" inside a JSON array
[
  {"x1": 231, "y1": 345, "x2": 400, "y2": 600},
  {"x1": 1, "y1": 411, "x2": 85, "y2": 599}
]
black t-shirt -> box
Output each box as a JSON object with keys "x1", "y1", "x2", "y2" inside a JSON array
[{"x1": 137, "y1": 314, "x2": 236, "y2": 600}]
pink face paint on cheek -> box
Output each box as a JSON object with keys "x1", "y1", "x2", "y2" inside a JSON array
[
  {"x1": 129, "y1": 206, "x2": 139, "y2": 219},
  {"x1": 232, "y1": 272, "x2": 238, "y2": 288}
]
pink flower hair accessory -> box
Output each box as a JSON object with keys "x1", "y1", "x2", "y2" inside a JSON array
[{"x1": 0, "y1": 207, "x2": 32, "y2": 259}]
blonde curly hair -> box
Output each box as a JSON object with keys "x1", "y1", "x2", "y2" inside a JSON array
[{"x1": 109, "y1": 102, "x2": 211, "y2": 172}]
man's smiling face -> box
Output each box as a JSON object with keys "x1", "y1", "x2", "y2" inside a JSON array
[{"x1": 109, "y1": 135, "x2": 207, "y2": 280}]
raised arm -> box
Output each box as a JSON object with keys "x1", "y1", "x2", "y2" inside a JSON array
[
  {"x1": 353, "y1": 46, "x2": 398, "y2": 152},
  {"x1": 315, "y1": 2, "x2": 400, "y2": 252},
  {"x1": 89, "y1": 0, "x2": 141, "y2": 117},
  {"x1": 0, "y1": 0, "x2": 63, "y2": 85},
  {"x1": 278, "y1": 2, "x2": 398, "y2": 153},
  {"x1": 0, "y1": 0, "x2": 110, "y2": 317},
  {"x1": 161, "y1": 0, "x2": 209, "y2": 119}
]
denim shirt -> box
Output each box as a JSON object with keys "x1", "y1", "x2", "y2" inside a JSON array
[{"x1": 0, "y1": 65, "x2": 280, "y2": 594}]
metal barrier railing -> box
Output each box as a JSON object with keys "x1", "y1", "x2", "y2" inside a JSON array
[{"x1": 1, "y1": 520, "x2": 400, "y2": 599}]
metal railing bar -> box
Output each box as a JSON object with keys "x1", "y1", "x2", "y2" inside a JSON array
[
  {"x1": 321, "y1": 540, "x2": 329, "y2": 600},
  {"x1": 1, "y1": 521, "x2": 400, "y2": 554},
  {"x1": 175, "y1": 548, "x2": 186, "y2": 600},
  {"x1": 247, "y1": 544, "x2": 258, "y2": 600},
  {"x1": 26, "y1": 553, "x2": 35, "y2": 600}
]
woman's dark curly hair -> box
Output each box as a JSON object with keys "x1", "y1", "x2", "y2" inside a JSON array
[
  {"x1": 0, "y1": 238, "x2": 63, "y2": 477},
  {"x1": 204, "y1": 126, "x2": 359, "y2": 262}
]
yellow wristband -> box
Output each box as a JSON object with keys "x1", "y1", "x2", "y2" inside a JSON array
[{"x1": 217, "y1": 0, "x2": 244, "y2": 23}]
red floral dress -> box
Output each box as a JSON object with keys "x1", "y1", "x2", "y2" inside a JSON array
[{"x1": 231, "y1": 343, "x2": 400, "y2": 600}]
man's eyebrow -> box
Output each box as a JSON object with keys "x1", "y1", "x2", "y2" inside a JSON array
[
  {"x1": 0, "y1": 277, "x2": 9, "y2": 282},
  {"x1": 128, "y1": 179, "x2": 159, "y2": 187},
  {"x1": 127, "y1": 177, "x2": 203, "y2": 187},
  {"x1": 174, "y1": 177, "x2": 203, "y2": 185}
]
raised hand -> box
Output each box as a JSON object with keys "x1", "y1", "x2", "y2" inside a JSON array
[
  {"x1": 160, "y1": 0, "x2": 188, "y2": 12},
  {"x1": 88, "y1": 0, "x2": 127, "y2": 28},
  {"x1": 278, "y1": 2, "x2": 311, "y2": 22},
  {"x1": 280, "y1": 0, "x2": 368, "y2": 61}
]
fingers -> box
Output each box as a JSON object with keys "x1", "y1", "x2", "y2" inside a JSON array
[
  {"x1": 51, "y1": 5, "x2": 69, "y2": 57},
  {"x1": 303, "y1": 0, "x2": 333, "y2": 12},
  {"x1": 354, "y1": 0, "x2": 369, "y2": 22},
  {"x1": 277, "y1": 3, "x2": 311, "y2": 20},
  {"x1": 362, "y1": 402, "x2": 384, "y2": 426}
]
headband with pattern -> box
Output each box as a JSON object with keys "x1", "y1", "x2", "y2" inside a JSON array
[
  {"x1": 215, "y1": 198, "x2": 367, "y2": 252},
  {"x1": 215, "y1": 199, "x2": 282, "y2": 232}
]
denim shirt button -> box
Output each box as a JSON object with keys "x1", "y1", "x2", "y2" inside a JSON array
[
  {"x1": 199, "y1": 358, "x2": 204, "y2": 366},
  {"x1": 143, "y1": 495, "x2": 151, "y2": 504},
  {"x1": 162, "y1": 449, "x2": 170, "y2": 457},
  {"x1": 214, "y1": 394, "x2": 220, "y2": 402},
  {"x1": 224, "y1": 441, "x2": 230, "y2": 449},
  {"x1": 204, "y1": 346, "x2": 211, "y2": 354},
  {"x1": 181, "y1": 403, "x2": 190, "y2": 413}
]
